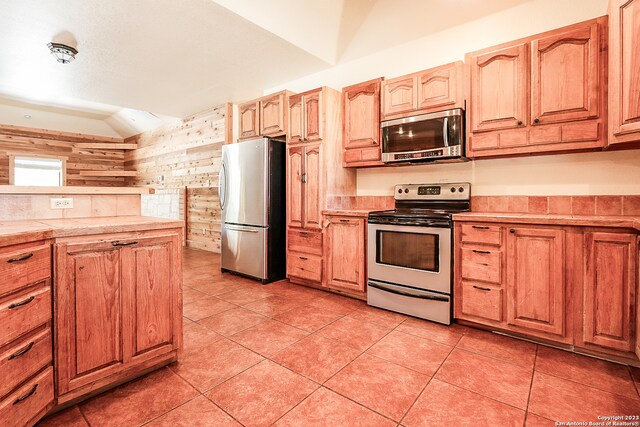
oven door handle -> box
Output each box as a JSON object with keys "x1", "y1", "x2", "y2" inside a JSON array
[{"x1": 368, "y1": 282, "x2": 450, "y2": 302}]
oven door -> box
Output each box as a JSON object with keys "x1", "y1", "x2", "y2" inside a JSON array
[
  {"x1": 381, "y1": 108, "x2": 463, "y2": 162},
  {"x1": 367, "y1": 223, "x2": 451, "y2": 294}
]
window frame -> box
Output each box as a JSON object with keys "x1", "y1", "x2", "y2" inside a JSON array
[{"x1": 9, "y1": 153, "x2": 68, "y2": 186}]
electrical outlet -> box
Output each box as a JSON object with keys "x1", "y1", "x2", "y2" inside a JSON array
[{"x1": 50, "y1": 197, "x2": 73, "y2": 209}]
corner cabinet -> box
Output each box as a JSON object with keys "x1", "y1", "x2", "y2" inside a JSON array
[
  {"x1": 455, "y1": 220, "x2": 640, "y2": 363},
  {"x1": 608, "y1": 0, "x2": 640, "y2": 146},
  {"x1": 466, "y1": 16, "x2": 608, "y2": 158},
  {"x1": 54, "y1": 230, "x2": 183, "y2": 403},
  {"x1": 342, "y1": 78, "x2": 383, "y2": 167},
  {"x1": 324, "y1": 215, "x2": 367, "y2": 296}
]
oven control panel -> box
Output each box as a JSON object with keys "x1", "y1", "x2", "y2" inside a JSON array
[{"x1": 394, "y1": 183, "x2": 470, "y2": 201}]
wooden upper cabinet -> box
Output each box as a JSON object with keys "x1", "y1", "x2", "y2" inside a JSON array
[
  {"x1": 343, "y1": 79, "x2": 381, "y2": 150},
  {"x1": 506, "y1": 226, "x2": 566, "y2": 339},
  {"x1": 303, "y1": 144, "x2": 323, "y2": 229},
  {"x1": 470, "y1": 44, "x2": 528, "y2": 132},
  {"x1": 417, "y1": 62, "x2": 462, "y2": 111},
  {"x1": 582, "y1": 232, "x2": 637, "y2": 352},
  {"x1": 286, "y1": 147, "x2": 304, "y2": 228},
  {"x1": 260, "y1": 93, "x2": 286, "y2": 137},
  {"x1": 238, "y1": 101, "x2": 260, "y2": 140},
  {"x1": 304, "y1": 91, "x2": 323, "y2": 142},
  {"x1": 324, "y1": 216, "x2": 366, "y2": 294},
  {"x1": 288, "y1": 94, "x2": 304, "y2": 144},
  {"x1": 609, "y1": 0, "x2": 640, "y2": 145},
  {"x1": 382, "y1": 76, "x2": 417, "y2": 117},
  {"x1": 531, "y1": 22, "x2": 600, "y2": 125}
]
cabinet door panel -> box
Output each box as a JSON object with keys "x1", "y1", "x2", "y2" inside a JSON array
[
  {"x1": 287, "y1": 147, "x2": 304, "y2": 228},
  {"x1": 288, "y1": 95, "x2": 304, "y2": 144},
  {"x1": 531, "y1": 23, "x2": 599, "y2": 125},
  {"x1": 383, "y1": 76, "x2": 417, "y2": 117},
  {"x1": 471, "y1": 44, "x2": 528, "y2": 132},
  {"x1": 239, "y1": 101, "x2": 260, "y2": 140},
  {"x1": 303, "y1": 145, "x2": 322, "y2": 229},
  {"x1": 417, "y1": 65, "x2": 458, "y2": 111},
  {"x1": 304, "y1": 92, "x2": 323, "y2": 142},
  {"x1": 325, "y1": 217, "x2": 365, "y2": 293},
  {"x1": 122, "y1": 237, "x2": 177, "y2": 362},
  {"x1": 343, "y1": 80, "x2": 380, "y2": 150},
  {"x1": 55, "y1": 243, "x2": 125, "y2": 394},
  {"x1": 506, "y1": 227, "x2": 565, "y2": 337},
  {"x1": 610, "y1": 0, "x2": 640, "y2": 143},
  {"x1": 260, "y1": 93, "x2": 286, "y2": 136},
  {"x1": 583, "y1": 232, "x2": 636, "y2": 352}
]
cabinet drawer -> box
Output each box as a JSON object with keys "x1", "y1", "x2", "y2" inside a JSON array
[
  {"x1": 0, "y1": 242, "x2": 50, "y2": 297},
  {"x1": 460, "y1": 283, "x2": 503, "y2": 322},
  {"x1": 460, "y1": 224, "x2": 502, "y2": 246},
  {"x1": 460, "y1": 247, "x2": 502, "y2": 284},
  {"x1": 0, "y1": 366, "x2": 53, "y2": 427},
  {"x1": 288, "y1": 229, "x2": 323, "y2": 256},
  {"x1": 0, "y1": 328, "x2": 51, "y2": 399},
  {"x1": 287, "y1": 252, "x2": 322, "y2": 283},
  {"x1": 0, "y1": 284, "x2": 51, "y2": 346}
]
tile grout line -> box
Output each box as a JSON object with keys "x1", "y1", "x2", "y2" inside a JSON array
[{"x1": 522, "y1": 344, "x2": 540, "y2": 427}]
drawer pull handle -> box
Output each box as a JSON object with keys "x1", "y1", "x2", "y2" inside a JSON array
[
  {"x1": 471, "y1": 226, "x2": 489, "y2": 230},
  {"x1": 299, "y1": 256, "x2": 308, "y2": 260},
  {"x1": 472, "y1": 250, "x2": 491, "y2": 254},
  {"x1": 299, "y1": 232, "x2": 309, "y2": 237},
  {"x1": 7, "y1": 253, "x2": 34, "y2": 263},
  {"x1": 339, "y1": 219, "x2": 350, "y2": 223},
  {"x1": 13, "y1": 384, "x2": 38, "y2": 405},
  {"x1": 112, "y1": 241, "x2": 138, "y2": 247},
  {"x1": 509, "y1": 229, "x2": 516, "y2": 234},
  {"x1": 8, "y1": 296, "x2": 35, "y2": 309},
  {"x1": 8, "y1": 342, "x2": 35, "y2": 360},
  {"x1": 473, "y1": 285, "x2": 491, "y2": 291}
]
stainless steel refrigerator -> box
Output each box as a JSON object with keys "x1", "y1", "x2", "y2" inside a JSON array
[{"x1": 219, "y1": 137, "x2": 286, "y2": 283}]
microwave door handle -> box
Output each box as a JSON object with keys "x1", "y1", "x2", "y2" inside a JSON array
[{"x1": 442, "y1": 117, "x2": 449, "y2": 147}]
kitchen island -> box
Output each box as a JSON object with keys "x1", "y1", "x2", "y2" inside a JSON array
[{"x1": 0, "y1": 216, "x2": 183, "y2": 426}]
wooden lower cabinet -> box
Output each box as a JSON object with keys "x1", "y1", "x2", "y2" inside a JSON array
[
  {"x1": 506, "y1": 226, "x2": 566, "y2": 339},
  {"x1": 455, "y1": 221, "x2": 640, "y2": 362},
  {"x1": 324, "y1": 215, "x2": 366, "y2": 295},
  {"x1": 54, "y1": 230, "x2": 182, "y2": 400},
  {"x1": 580, "y1": 231, "x2": 637, "y2": 353}
]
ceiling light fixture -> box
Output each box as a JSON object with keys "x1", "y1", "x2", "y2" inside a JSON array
[{"x1": 47, "y1": 42, "x2": 78, "y2": 64}]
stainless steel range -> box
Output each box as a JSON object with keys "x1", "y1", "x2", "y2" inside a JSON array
[{"x1": 367, "y1": 183, "x2": 470, "y2": 325}]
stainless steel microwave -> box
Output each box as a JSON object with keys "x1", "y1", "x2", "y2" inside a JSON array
[{"x1": 381, "y1": 108, "x2": 465, "y2": 163}]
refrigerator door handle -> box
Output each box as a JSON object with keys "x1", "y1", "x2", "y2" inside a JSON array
[
  {"x1": 218, "y1": 161, "x2": 227, "y2": 210},
  {"x1": 224, "y1": 225, "x2": 259, "y2": 233}
]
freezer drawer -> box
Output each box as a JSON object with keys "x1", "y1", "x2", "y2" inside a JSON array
[
  {"x1": 367, "y1": 280, "x2": 451, "y2": 325},
  {"x1": 221, "y1": 224, "x2": 267, "y2": 279}
]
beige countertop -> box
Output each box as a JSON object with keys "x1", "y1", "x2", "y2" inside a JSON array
[
  {"x1": 453, "y1": 212, "x2": 640, "y2": 230},
  {"x1": 0, "y1": 216, "x2": 183, "y2": 246},
  {"x1": 322, "y1": 209, "x2": 374, "y2": 217},
  {"x1": 0, "y1": 185, "x2": 154, "y2": 195}
]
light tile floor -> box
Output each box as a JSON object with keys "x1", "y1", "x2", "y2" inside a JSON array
[{"x1": 37, "y1": 248, "x2": 640, "y2": 427}]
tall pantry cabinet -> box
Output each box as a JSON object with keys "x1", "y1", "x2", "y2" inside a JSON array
[{"x1": 286, "y1": 87, "x2": 356, "y2": 288}]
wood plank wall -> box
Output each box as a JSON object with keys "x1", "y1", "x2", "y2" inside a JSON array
[
  {"x1": 125, "y1": 105, "x2": 227, "y2": 252},
  {"x1": 0, "y1": 125, "x2": 127, "y2": 186}
]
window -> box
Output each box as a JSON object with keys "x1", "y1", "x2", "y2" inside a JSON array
[{"x1": 11, "y1": 156, "x2": 66, "y2": 186}]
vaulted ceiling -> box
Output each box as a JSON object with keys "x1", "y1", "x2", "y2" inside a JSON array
[{"x1": 0, "y1": 0, "x2": 534, "y2": 136}]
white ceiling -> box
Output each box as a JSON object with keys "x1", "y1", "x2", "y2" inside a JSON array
[{"x1": 0, "y1": 0, "x2": 534, "y2": 137}]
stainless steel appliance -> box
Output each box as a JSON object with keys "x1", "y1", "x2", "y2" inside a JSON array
[
  {"x1": 367, "y1": 182, "x2": 471, "y2": 324},
  {"x1": 219, "y1": 137, "x2": 286, "y2": 283},
  {"x1": 381, "y1": 108, "x2": 465, "y2": 163}
]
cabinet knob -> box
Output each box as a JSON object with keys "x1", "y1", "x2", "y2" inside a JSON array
[
  {"x1": 533, "y1": 118, "x2": 540, "y2": 124},
  {"x1": 509, "y1": 229, "x2": 516, "y2": 234},
  {"x1": 517, "y1": 121, "x2": 523, "y2": 126}
]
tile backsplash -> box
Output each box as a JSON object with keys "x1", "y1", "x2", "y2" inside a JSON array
[
  {"x1": 471, "y1": 195, "x2": 640, "y2": 216},
  {"x1": 0, "y1": 194, "x2": 141, "y2": 220}
]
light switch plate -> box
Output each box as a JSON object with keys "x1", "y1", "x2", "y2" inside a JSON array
[{"x1": 50, "y1": 197, "x2": 73, "y2": 209}]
